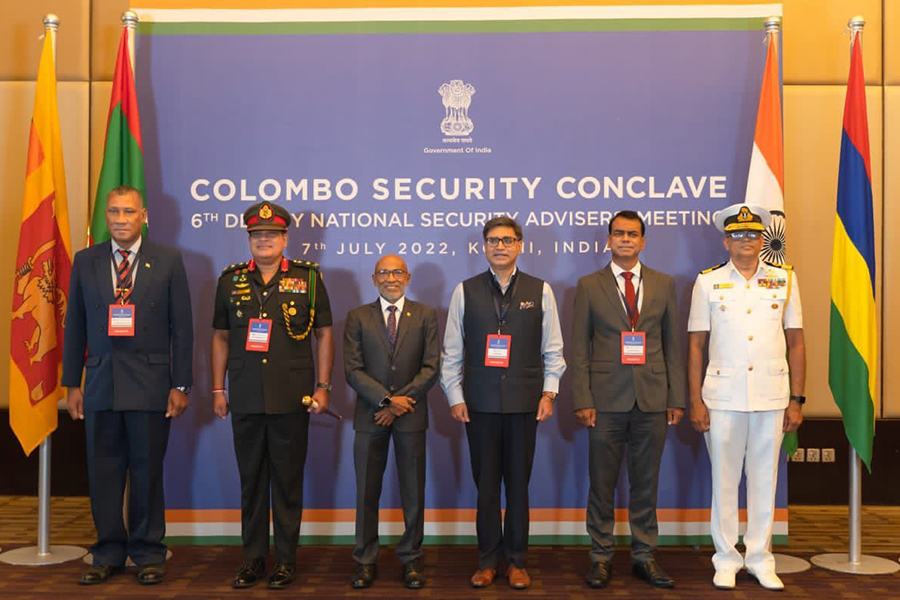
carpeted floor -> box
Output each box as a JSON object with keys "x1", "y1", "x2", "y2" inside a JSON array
[{"x1": 0, "y1": 497, "x2": 898, "y2": 598}]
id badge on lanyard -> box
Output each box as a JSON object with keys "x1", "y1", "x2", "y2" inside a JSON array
[
  {"x1": 246, "y1": 318, "x2": 273, "y2": 352},
  {"x1": 108, "y1": 304, "x2": 135, "y2": 336},
  {"x1": 621, "y1": 331, "x2": 646, "y2": 364},
  {"x1": 485, "y1": 334, "x2": 512, "y2": 367}
]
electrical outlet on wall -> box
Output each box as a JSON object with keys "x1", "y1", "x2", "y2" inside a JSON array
[
  {"x1": 806, "y1": 448, "x2": 821, "y2": 463},
  {"x1": 822, "y1": 448, "x2": 836, "y2": 463},
  {"x1": 791, "y1": 448, "x2": 805, "y2": 462}
]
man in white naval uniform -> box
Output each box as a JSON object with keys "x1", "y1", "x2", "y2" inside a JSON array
[{"x1": 687, "y1": 203, "x2": 806, "y2": 591}]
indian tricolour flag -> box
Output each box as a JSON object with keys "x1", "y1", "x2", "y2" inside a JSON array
[{"x1": 744, "y1": 21, "x2": 785, "y2": 264}]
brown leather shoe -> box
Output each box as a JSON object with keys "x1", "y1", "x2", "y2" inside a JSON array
[
  {"x1": 470, "y1": 568, "x2": 496, "y2": 588},
  {"x1": 507, "y1": 565, "x2": 531, "y2": 589}
]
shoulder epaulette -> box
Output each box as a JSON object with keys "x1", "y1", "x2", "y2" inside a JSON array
[
  {"x1": 700, "y1": 261, "x2": 728, "y2": 275},
  {"x1": 220, "y1": 261, "x2": 248, "y2": 276},
  {"x1": 291, "y1": 259, "x2": 320, "y2": 271},
  {"x1": 764, "y1": 260, "x2": 792, "y2": 271}
]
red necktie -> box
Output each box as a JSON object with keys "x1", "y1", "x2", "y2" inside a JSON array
[
  {"x1": 116, "y1": 249, "x2": 132, "y2": 304},
  {"x1": 622, "y1": 271, "x2": 639, "y2": 329}
]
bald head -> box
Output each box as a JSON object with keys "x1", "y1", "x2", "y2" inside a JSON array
[{"x1": 372, "y1": 254, "x2": 410, "y2": 303}]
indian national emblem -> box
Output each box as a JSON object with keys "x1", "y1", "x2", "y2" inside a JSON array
[{"x1": 439, "y1": 79, "x2": 476, "y2": 136}]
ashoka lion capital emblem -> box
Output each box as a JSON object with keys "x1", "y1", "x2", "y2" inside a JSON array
[{"x1": 439, "y1": 79, "x2": 476, "y2": 136}]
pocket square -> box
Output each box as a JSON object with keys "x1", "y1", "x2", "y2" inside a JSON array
[{"x1": 519, "y1": 300, "x2": 535, "y2": 310}]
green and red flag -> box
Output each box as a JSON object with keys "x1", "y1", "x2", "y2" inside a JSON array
[{"x1": 90, "y1": 27, "x2": 145, "y2": 244}]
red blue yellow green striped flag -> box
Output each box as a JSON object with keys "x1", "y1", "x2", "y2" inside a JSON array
[
  {"x1": 90, "y1": 27, "x2": 146, "y2": 244},
  {"x1": 828, "y1": 32, "x2": 876, "y2": 472},
  {"x1": 9, "y1": 34, "x2": 73, "y2": 455}
]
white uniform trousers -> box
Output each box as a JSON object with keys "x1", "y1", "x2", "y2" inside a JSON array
[{"x1": 704, "y1": 408, "x2": 784, "y2": 574}]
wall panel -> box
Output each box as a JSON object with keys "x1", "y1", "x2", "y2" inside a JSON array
[
  {"x1": 0, "y1": 1, "x2": 90, "y2": 81},
  {"x1": 883, "y1": 86, "x2": 900, "y2": 417},
  {"x1": 783, "y1": 0, "x2": 882, "y2": 85}
]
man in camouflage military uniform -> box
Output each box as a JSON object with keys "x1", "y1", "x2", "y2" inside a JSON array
[{"x1": 211, "y1": 201, "x2": 334, "y2": 590}]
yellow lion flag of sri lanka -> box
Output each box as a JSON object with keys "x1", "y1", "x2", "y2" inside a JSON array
[{"x1": 9, "y1": 34, "x2": 73, "y2": 456}]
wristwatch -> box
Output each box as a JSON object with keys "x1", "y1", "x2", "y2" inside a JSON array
[
  {"x1": 175, "y1": 386, "x2": 192, "y2": 394},
  {"x1": 542, "y1": 391, "x2": 557, "y2": 402},
  {"x1": 790, "y1": 394, "x2": 806, "y2": 405},
  {"x1": 380, "y1": 396, "x2": 392, "y2": 407},
  {"x1": 316, "y1": 382, "x2": 332, "y2": 392}
]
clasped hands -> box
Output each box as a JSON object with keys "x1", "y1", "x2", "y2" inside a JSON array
[{"x1": 374, "y1": 395, "x2": 416, "y2": 427}]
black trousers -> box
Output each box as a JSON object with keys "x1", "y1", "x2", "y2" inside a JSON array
[
  {"x1": 352, "y1": 428, "x2": 426, "y2": 565},
  {"x1": 465, "y1": 411, "x2": 537, "y2": 570},
  {"x1": 85, "y1": 409, "x2": 171, "y2": 567},
  {"x1": 586, "y1": 405, "x2": 667, "y2": 563},
  {"x1": 231, "y1": 412, "x2": 310, "y2": 565}
]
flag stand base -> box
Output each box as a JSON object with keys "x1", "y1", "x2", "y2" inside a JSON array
[
  {"x1": 811, "y1": 553, "x2": 899, "y2": 575},
  {"x1": 773, "y1": 553, "x2": 811, "y2": 573},
  {"x1": 0, "y1": 545, "x2": 86, "y2": 566}
]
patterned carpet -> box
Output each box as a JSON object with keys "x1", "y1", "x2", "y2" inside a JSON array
[{"x1": 0, "y1": 497, "x2": 898, "y2": 598}]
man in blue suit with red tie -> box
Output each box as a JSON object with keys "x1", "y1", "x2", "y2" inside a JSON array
[{"x1": 62, "y1": 185, "x2": 193, "y2": 586}]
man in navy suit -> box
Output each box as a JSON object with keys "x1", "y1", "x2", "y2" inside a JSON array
[{"x1": 62, "y1": 185, "x2": 193, "y2": 586}]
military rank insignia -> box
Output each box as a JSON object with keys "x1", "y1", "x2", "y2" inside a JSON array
[
  {"x1": 280, "y1": 277, "x2": 308, "y2": 293},
  {"x1": 713, "y1": 283, "x2": 734, "y2": 290}
]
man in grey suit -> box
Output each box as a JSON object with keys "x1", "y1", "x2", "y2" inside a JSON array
[
  {"x1": 343, "y1": 254, "x2": 440, "y2": 590},
  {"x1": 571, "y1": 210, "x2": 685, "y2": 589}
]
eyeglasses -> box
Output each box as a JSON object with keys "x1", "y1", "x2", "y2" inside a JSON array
[
  {"x1": 375, "y1": 269, "x2": 408, "y2": 278},
  {"x1": 484, "y1": 236, "x2": 521, "y2": 247},
  {"x1": 727, "y1": 231, "x2": 762, "y2": 240}
]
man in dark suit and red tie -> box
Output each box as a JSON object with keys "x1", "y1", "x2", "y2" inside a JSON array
[
  {"x1": 343, "y1": 255, "x2": 440, "y2": 590},
  {"x1": 62, "y1": 185, "x2": 193, "y2": 586},
  {"x1": 571, "y1": 210, "x2": 685, "y2": 590}
]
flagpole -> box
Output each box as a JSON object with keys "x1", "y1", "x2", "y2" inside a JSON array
[
  {"x1": 0, "y1": 14, "x2": 86, "y2": 567},
  {"x1": 811, "y1": 17, "x2": 897, "y2": 575},
  {"x1": 751, "y1": 13, "x2": 811, "y2": 576}
]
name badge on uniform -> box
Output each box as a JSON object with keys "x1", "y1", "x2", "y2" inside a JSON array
[
  {"x1": 245, "y1": 318, "x2": 273, "y2": 352},
  {"x1": 108, "y1": 304, "x2": 135, "y2": 336},
  {"x1": 484, "y1": 334, "x2": 512, "y2": 367},
  {"x1": 621, "y1": 331, "x2": 646, "y2": 365}
]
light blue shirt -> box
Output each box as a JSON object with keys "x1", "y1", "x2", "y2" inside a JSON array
[{"x1": 440, "y1": 267, "x2": 567, "y2": 407}]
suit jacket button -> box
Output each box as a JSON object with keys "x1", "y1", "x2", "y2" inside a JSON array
[
  {"x1": 389, "y1": 385, "x2": 396, "y2": 391},
  {"x1": 391, "y1": 366, "x2": 396, "y2": 371},
  {"x1": 262, "y1": 358, "x2": 268, "y2": 364},
  {"x1": 150, "y1": 301, "x2": 156, "y2": 308},
  {"x1": 500, "y1": 374, "x2": 507, "y2": 380}
]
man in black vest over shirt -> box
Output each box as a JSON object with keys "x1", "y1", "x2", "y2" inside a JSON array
[{"x1": 440, "y1": 217, "x2": 567, "y2": 590}]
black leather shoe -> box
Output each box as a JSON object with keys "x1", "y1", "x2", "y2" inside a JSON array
[
  {"x1": 268, "y1": 562, "x2": 296, "y2": 589},
  {"x1": 403, "y1": 559, "x2": 426, "y2": 589},
  {"x1": 79, "y1": 564, "x2": 115, "y2": 585},
  {"x1": 632, "y1": 558, "x2": 675, "y2": 588},
  {"x1": 586, "y1": 560, "x2": 612, "y2": 588},
  {"x1": 232, "y1": 558, "x2": 266, "y2": 589},
  {"x1": 137, "y1": 563, "x2": 165, "y2": 585},
  {"x1": 351, "y1": 563, "x2": 377, "y2": 589}
]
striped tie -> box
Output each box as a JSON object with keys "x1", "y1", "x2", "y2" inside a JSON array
[{"x1": 116, "y1": 249, "x2": 132, "y2": 304}]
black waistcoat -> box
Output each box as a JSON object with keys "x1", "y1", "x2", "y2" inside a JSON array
[{"x1": 462, "y1": 270, "x2": 544, "y2": 413}]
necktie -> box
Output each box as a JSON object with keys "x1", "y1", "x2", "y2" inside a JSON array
[
  {"x1": 387, "y1": 305, "x2": 398, "y2": 349},
  {"x1": 622, "y1": 271, "x2": 639, "y2": 329},
  {"x1": 116, "y1": 249, "x2": 132, "y2": 304}
]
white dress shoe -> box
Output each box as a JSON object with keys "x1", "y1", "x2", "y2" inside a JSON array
[
  {"x1": 712, "y1": 571, "x2": 736, "y2": 589},
  {"x1": 748, "y1": 569, "x2": 784, "y2": 590}
]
